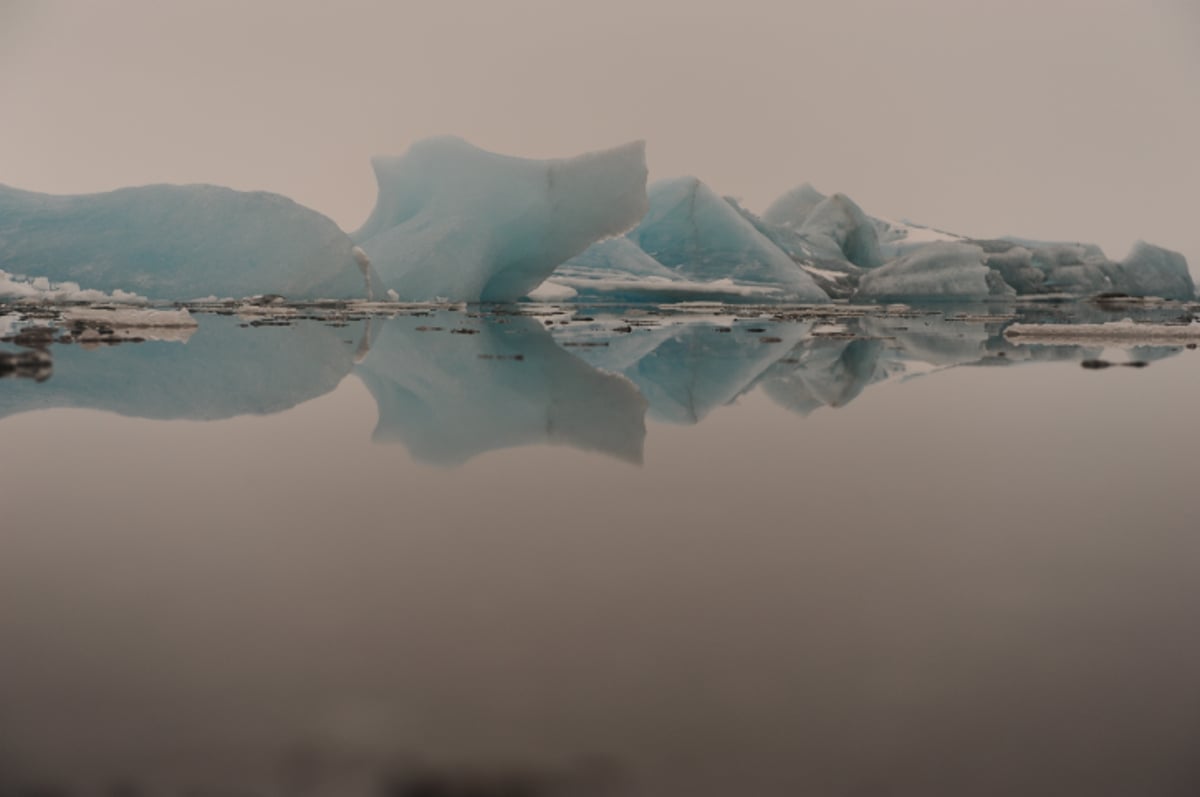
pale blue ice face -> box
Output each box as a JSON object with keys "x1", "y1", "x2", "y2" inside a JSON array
[
  {"x1": 0, "y1": 138, "x2": 1192, "y2": 304},
  {"x1": 627, "y1": 177, "x2": 829, "y2": 303},
  {"x1": 352, "y1": 136, "x2": 649, "y2": 303},
  {"x1": 0, "y1": 183, "x2": 374, "y2": 300}
]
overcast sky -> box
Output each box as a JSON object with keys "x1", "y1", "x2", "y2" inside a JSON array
[{"x1": 2, "y1": 0, "x2": 1197, "y2": 271}]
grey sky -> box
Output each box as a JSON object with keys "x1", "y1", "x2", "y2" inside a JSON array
[{"x1": 2, "y1": 0, "x2": 1197, "y2": 272}]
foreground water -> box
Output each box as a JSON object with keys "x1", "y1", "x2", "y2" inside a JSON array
[{"x1": 1, "y1": 300, "x2": 1199, "y2": 796}]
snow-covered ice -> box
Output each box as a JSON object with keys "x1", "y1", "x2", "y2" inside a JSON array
[
  {"x1": 1, "y1": 269, "x2": 147, "y2": 304},
  {"x1": 62, "y1": 307, "x2": 197, "y2": 328}
]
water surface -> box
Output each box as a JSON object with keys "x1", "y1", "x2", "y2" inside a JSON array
[{"x1": 1, "y1": 301, "x2": 1198, "y2": 795}]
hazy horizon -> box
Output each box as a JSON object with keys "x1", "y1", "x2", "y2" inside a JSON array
[{"x1": 2, "y1": 0, "x2": 1198, "y2": 273}]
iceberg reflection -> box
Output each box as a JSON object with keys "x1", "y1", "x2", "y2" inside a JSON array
[
  {"x1": 0, "y1": 300, "x2": 1185, "y2": 462},
  {"x1": 0, "y1": 313, "x2": 368, "y2": 421},
  {"x1": 355, "y1": 311, "x2": 648, "y2": 465}
]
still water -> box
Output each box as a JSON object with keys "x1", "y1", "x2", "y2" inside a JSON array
[{"x1": 1, "y1": 301, "x2": 1199, "y2": 796}]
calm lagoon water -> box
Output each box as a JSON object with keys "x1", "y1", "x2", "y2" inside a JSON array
[{"x1": 1, "y1": 301, "x2": 1198, "y2": 796}]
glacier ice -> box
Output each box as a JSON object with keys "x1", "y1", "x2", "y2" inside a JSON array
[
  {"x1": 626, "y1": 177, "x2": 829, "y2": 303},
  {"x1": 762, "y1": 183, "x2": 828, "y2": 231},
  {"x1": 0, "y1": 183, "x2": 374, "y2": 300},
  {"x1": 0, "y1": 139, "x2": 1191, "y2": 304},
  {"x1": 1104, "y1": 241, "x2": 1194, "y2": 300},
  {"x1": 544, "y1": 236, "x2": 794, "y2": 302},
  {"x1": 796, "y1": 193, "x2": 884, "y2": 268},
  {"x1": 856, "y1": 242, "x2": 1014, "y2": 302},
  {"x1": 352, "y1": 136, "x2": 648, "y2": 303}
]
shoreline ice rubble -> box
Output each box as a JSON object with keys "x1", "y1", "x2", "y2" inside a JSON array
[
  {"x1": 0, "y1": 137, "x2": 1193, "y2": 304},
  {"x1": 1004, "y1": 319, "x2": 1200, "y2": 344}
]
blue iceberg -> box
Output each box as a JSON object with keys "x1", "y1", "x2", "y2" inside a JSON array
[
  {"x1": 856, "y1": 242, "x2": 1014, "y2": 302},
  {"x1": 762, "y1": 182, "x2": 828, "y2": 231},
  {"x1": 1103, "y1": 241, "x2": 1194, "y2": 300},
  {"x1": 0, "y1": 183, "x2": 373, "y2": 300},
  {"x1": 627, "y1": 177, "x2": 829, "y2": 303},
  {"x1": 352, "y1": 136, "x2": 649, "y2": 302},
  {"x1": 1, "y1": 139, "x2": 1190, "y2": 304},
  {"x1": 545, "y1": 236, "x2": 805, "y2": 303},
  {"x1": 796, "y1": 193, "x2": 884, "y2": 269}
]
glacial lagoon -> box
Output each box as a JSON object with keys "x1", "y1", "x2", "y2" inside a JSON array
[{"x1": 2, "y1": 298, "x2": 1199, "y2": 795}]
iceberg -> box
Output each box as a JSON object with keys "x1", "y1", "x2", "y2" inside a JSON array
[
  {"x1": 1103, "y1": 241, "x2": 1194, "y2": 300},
  {"x1": 762, "y1": 183, "x2": 828, "y2": 231},
  {"x1": 352, "y1": 136, "x2": 648, "y2": 302},
  {"x1": 1004, "y1": 318, "x2": 1200, "y2": 344},
  {"x1": 797, "y1": 193, "x2": 885, "y2": 268},
  {"x1": 2, "y1": 140, "x2": 1190, "y2": 305},
  {"x1": 544, "y1": 237, "x2": 793, "y2": 303},
  {"x1": 0, "y1": 183, "x2": 374, "y2": 300},
  {"x1": 856, "y1": 242, "x2": 1015, "y2": 302},
  {"x1": 627, "y1": 177, "x2": 829, "y2": 303},
  {"x1": 971, "y1": 239, "x2": 1195, "y2": 300}
]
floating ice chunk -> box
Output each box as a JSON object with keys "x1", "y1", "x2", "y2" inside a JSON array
[
  {"x1": 1103, "y1": 242, "x2": 1195, "y2": 300},
  {"x1": 972, "y1": 239, "x2": 1194, "y2": 299},
  {"x1": 0, "y1": 269, "x2": 148, "y2": 304},
  {"x1": 1004, "y1": 318, "x2": 1200, "y2": 344},
  {"x1": 627, "y1": 178, "x2": 828, "y2": 303},
  {"x1": 798, "y1": 193, "x2": 884, "y2": 268},
  {"x1": 0, "y1": 183, "x2": 374, "y2": 301},
  {"x1": 352, "y1": 136, "x2": 648, "y2": 302},
  {"x1": 856, "y1": 243, "x2": 1014, "y2": 302},
  {"x1": 62, "y1": 307, "x2": 197, "y2": 328},
  {"x1": 525, "y1": 280, "x2": 578, "y2": 302},
  {"x1": 762, "y1": 183, "x2": 827, "y2": 230}
]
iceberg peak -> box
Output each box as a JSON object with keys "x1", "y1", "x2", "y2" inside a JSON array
[
  {"x1": 763, "y1": 182, "x2": 828, "y2": 230},
  {"x1": 627, "y1": 176, "x2": 829, "y2": 303}
]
